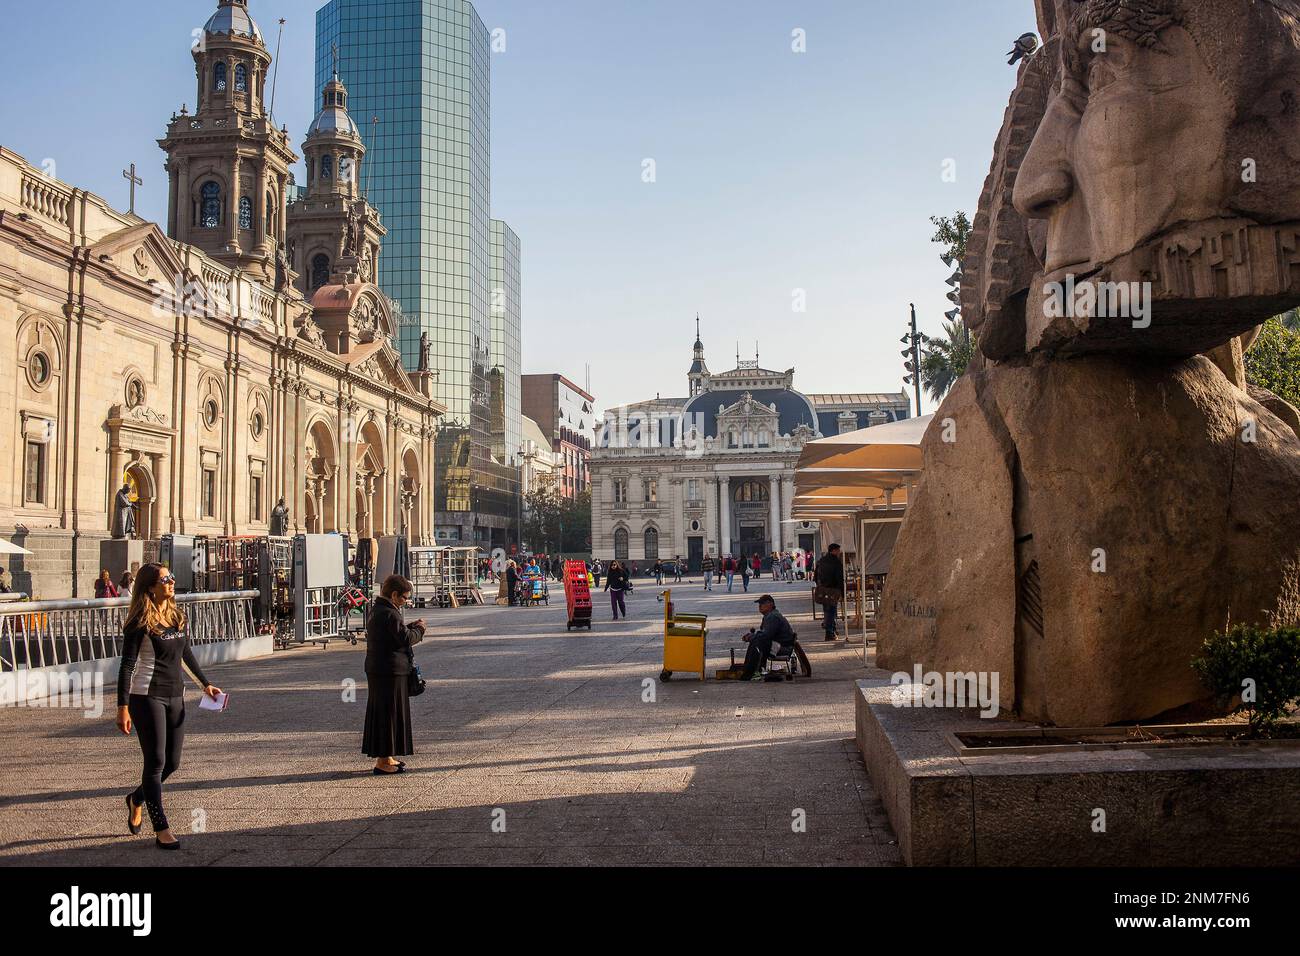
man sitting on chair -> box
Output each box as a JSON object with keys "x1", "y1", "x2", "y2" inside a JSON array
[{"x1": 739, "y1": 594, "x2": 797, "y2": 682}]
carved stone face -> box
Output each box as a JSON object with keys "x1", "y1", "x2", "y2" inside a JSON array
[{"x1": 1015, "y1": 8, "x2": 1230, "y2": 275}]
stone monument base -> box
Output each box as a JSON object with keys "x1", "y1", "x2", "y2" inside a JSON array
[
  {"x1": 99, "y1": 539, "x2": 145, "y2": 586},
  {"x1": 855, "y1": 679, "x2": 1300, "y2": 866}
]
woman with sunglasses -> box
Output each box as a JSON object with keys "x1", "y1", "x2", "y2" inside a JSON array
[{"x1": 115, "y1": 563, "x2": 223, "y2": 849}]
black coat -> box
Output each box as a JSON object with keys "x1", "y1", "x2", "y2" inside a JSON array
[
  {"x1": 815, "y1": 553, "x2": 844, "y2": 591},
  {"x1": 365, "y1": 597, "x2": 425, "y2": 676},
  {"x1": 605, "y1": 567, "x2": 629, "y2": 591}
]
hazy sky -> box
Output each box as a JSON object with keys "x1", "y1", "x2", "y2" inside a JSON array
[{"x1": 1, "y1": 0, "x2": 1035, "y2": 414}]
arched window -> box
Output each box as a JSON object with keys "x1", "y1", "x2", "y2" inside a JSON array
[
  {"x1": 644, "y1": 527, "x2": 659, "y2": 561},
  {"x1": 235, "y1": 63, "x2": 248, "y2": 93},
  {"x1": 614, "y1": 527, "x2": 629, "y2": 562},
  {"x1": 310, "y1": 254, "x2": 330, "y2": 290},
  {"x1": 214, "y1": 62, "x2": 227, "y2": 93},
  {"x1": 238, "y1": 196, "x2": 252, "y2": 230},
  {"x1": 733, "y1": 480, "x2": 769, "y2": 503},
  {"x1": 199, "y1": 181, "x2": 221, "y2": 229},
  {"x1": 321, "y1": 154, "x2": 334, "y2": 180}
]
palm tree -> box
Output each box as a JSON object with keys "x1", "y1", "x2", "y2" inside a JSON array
[{"x1": 919, "y1": 318, "x2": 976, "y2": 403}]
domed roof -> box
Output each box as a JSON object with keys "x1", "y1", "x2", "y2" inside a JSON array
[
  {"x1": 204, "y1": 2, "x2": 264, "y2": 42},
  {"x1": 683, "y1": 387, "x2": 820, "y2": 440},
  {"x1": 307, "y1": 77, "x2": 360, "y2": 138},
  {"x1": 307, "y1": 107, "x2": 360, "y2": 138}
]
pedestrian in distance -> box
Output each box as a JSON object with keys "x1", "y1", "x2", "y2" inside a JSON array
[
  {"x1": 363, "y1": 574, "x2": 426, "y2": 775},
  {"x1": 701, "y1": 553, "x2": 715, "y2": 591},
  {"x1": 741, "y1": 559, "x2": 751, "y2": 593},
  {"x1": 115, "y1": 563, "x2": 223, "y2": 850},
  {"x1": 506, "y1": 559, "x2": 519, "y2": 606},
  {"x1": 95, "y1": 569, "x2": 120, "y2": 599},
  {"x1": 592, "y1": 559, "x2": 603, "y2": 590},
  {"x1": 605, "y1": 560, "x2": 630, "y2": 620},
  {"x1": 725, "y1": 555, "x2": 736, "y2": 592},
  {"x1": 653, "y1": 559, "x2": 663, "y2": 585},
  {"x1": 752, "y1": 554, "x2": 762, "y2": 580},
  {"x1": 673, "y1": 556, "x2": 684, "y2": 583},
  {"x1": 813, "y1": 544, "x2": 845, "y2": 642}
]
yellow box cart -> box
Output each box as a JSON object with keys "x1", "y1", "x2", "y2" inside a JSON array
[{"x1": 658, "y1": 589, "x2": 708, "y2": 682}]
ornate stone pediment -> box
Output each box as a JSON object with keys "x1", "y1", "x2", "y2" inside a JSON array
[
  {"x1": 717, "y1": 391, "x2": 780, "y2": 433},
  {"x1": 90, "y1": 222, "x2": 188, "y2": 293}
]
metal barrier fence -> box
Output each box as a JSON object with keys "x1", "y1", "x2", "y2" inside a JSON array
[{"x1": 0, "y1": 590, "x2": 258, "y2": 673}]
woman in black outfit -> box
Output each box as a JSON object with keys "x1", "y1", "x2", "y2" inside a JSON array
[
  {"x1": 116, "y1": 563, "x2": 223, "y2": 850},
  {"x1": 364, "y1": 574, "x2": 426, "y2": 774},
  {"x1": 604, "y1": 560, "x2": 630, "y2": 620}
]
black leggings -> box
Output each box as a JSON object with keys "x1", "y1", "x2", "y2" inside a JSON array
[{"x1": 127, "y1": 695, "x2": 185, "y2": 832}]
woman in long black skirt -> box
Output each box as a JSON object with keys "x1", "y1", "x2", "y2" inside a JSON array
[{"x1": 363, "y1": 574, "x2": 426, "y2": 775}]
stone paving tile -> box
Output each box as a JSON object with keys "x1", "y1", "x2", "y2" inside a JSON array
[{"x1": 0, "y1": 586, "x2": 895, "y2": 866}]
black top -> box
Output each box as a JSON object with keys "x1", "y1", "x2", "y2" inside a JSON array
[
  {"x1": 605, "y1": 567, "x2": 629, "y2": 591},
  {"x1": 364, "y1": 597, "x2": 425, "y2": 676},
  {"x1": 754, "y1": 608, "x2": 796, "y2": 649},
  {"x1": 815, "y1": 553, "x2": 844, "y2": 590},
  {"x1": 117, "y1": 621, "x2": 211, "y2": 706}
]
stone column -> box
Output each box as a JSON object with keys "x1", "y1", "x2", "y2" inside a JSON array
[
  {"x1": 768, "y1": 473, "x2": 781, "y2": 555},
  {"x1": 781, "y1": 475, "x2": 795, "y2": 550},
  {"x1": 719, "y1": 475, "x2": 731, "y2": 556},
  {"x1": 175, "y1": 158, "x2": 189, "y2": 245},
  {"x1": 703, "y1": 477, "x2": 717, "y2": 554},
  {"x1": 228, "y1": 154, "x2": 241, "y2": 252}
]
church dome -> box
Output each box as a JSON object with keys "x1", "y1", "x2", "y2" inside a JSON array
[
  {"x1": 307, "y1": 76, "x2": 360, "y2": 138},
  {"x1": 205, "y1": 1, "x2": 264, "y2": 42}
]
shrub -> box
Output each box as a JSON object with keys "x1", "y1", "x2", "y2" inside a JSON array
[{"x1": 1192, "y1": 625, "x2": 1300, "y2": 737}]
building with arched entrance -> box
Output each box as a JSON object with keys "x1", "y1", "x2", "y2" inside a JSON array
[
  {"x1": 590, "y1": 321, "x2": 909, "y2": 570},
  {"x1": 0, "y1": 1, "x2": 443, "y2": 597}
]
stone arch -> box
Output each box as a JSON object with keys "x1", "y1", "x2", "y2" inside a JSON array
[
  {"x1": 305, "y1": 417, "x2": 338, "y2": 533},
  {"x1": 613, "y1": 525, "x2": 630, "y2": 562},
  {"x1": 355, "y1": 419, "x2": 387, "y2": 537},
  {"x1": 401, "y1": 446, "x2": 422, "y2": 542},
  {"x1": 122, "y1": 457, "x2": 158, "y2": 542},
  {"x1": 643, "y1": 524, "x2": 660, "y2": 561}
]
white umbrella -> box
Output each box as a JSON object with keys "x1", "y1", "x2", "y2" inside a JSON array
[{"x1": 0, "y1": 540, "x2": 33, "y2": 556}]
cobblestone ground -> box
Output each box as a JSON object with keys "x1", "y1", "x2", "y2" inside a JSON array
[{"x1": 0, "y1": 581, "x2": 898, "y2": 866}]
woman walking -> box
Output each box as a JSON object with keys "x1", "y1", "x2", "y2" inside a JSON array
[
  {"x1": 363, "y1": 574, "x2": 426, "y2": 775},
  {"x1": 115, "y1": 563, "x2": 223, "y2": 850},
  {"x1": 605, "y1": 560, "x2": 630, "y2": 620}
]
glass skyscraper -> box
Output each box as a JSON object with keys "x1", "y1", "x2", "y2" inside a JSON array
[
  {"x1": 316, "y1": 0, "x2": 519, "y2": 548},
  {"x1": 490, "y1": 219, "x2": 522, "y2": 470}
]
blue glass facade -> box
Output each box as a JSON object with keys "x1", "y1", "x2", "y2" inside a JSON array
[
  {"x1": 490, "y1": 219, "x2": 522, "y2": 470},
  {"x1": 317, "y1": 0, "x2": 517, "y2": 546}
]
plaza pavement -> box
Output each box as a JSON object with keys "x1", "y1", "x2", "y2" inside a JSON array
[{"x1": 0, "y1": 578, "x2": 899, "y2": 866}]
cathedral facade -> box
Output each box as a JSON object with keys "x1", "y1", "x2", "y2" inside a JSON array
[
  {"x1": 0, "y1": 0, "x2": 442, "y2": 598},
  {"x1": 590, "y1": 324, "x2": 910, "y2": 570}
]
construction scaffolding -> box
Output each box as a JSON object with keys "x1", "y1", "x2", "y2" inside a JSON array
[{"x1": 408, "y1": 547, "x2": 445, "y2": 608}]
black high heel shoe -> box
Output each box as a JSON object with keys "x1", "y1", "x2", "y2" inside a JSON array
[
  {"x1": 155, "y1": 837, "x2": 181, "y2": 851},
  {"x1": 372, "y1": 764, "x2": 404, "y2": 775},
  {"x1": 125, "y1": 794, "x2": 142, "y2": 835}
]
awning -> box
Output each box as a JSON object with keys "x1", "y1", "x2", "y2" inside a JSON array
[{"x1": 796, "y1": 414, "x2": 932, "y2": 472}]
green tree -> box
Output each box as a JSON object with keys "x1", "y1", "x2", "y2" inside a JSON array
[
  {"x1": 920, "y1": 318, "x2": 978, "y2": 403},
  {"x1": 561, "y1": 491, "x2": 592, "y2": 553},
  {"x1": 1246, "y1": 316, "x2": 1300, "y2": 409},
  {"x1": 921, "y1": 212, "x2": 977, "y2": 401},
  {"x1": 523, "y1": 476, "x2": 563, "y2": 553},
  {"x1": 930, "y1": 211, "x2": 972, "y2": 263}
]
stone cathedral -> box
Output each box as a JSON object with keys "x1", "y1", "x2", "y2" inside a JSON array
[{"x1": 0, "y1": 0, "x2": 443, "y2": 598}]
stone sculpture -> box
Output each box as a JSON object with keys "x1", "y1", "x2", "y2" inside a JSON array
[
  {"x1": 269, "y1": 497, "x2": 289, "y2": 536},
  {"x1": 111, "y1": 484, "x2": 138, "y2": 540},
  {"x1": 878, "y1": 0, "x2": 1300, "y2": 726}
]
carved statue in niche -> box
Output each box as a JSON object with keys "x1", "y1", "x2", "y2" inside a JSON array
[
  {"x1": 878, "y1": 0, "x2": 1300, "y2": 727},
  {"x1": 111, "y1": 484, "x2": 138, "y2": 540}
]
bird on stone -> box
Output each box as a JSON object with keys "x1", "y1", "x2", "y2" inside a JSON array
[{"x1": 1007, "y1": 32, "x2": 1039, "y2": 65}]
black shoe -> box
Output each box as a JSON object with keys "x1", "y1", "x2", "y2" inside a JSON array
[
  {"x1": 155, "y1": 837, "x2": 181, "y2": 851},
  {"x1": 125, "y1": 794, "x2": 142, "y2": 835},
  {"x1": 372, "y1": 765, "x2": 405, "y2": 775}
]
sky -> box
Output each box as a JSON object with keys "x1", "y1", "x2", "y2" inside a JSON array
[{"x1": 0, "y1": 0, "x2": 1036, "y2": 415}]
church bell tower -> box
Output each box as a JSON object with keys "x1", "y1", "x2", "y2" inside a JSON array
[{"x1": 158, "y1": 0, "x2": 298, "y2": 283}]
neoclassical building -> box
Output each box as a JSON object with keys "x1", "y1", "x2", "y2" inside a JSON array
[
  {"x1": 0, "y1": 0, "x2": 442, "y2": 598},
  {"x1": 590, "y1": 324, "x2": 910, "y2": 569}
]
